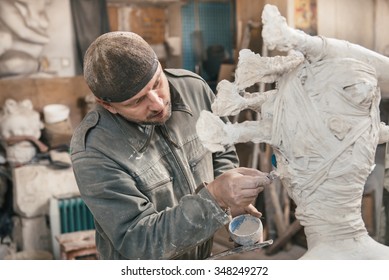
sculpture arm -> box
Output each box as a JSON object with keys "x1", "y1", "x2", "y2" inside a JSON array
[{"x1": 196, "y1": 110, "x2": 272, "y2": 152}]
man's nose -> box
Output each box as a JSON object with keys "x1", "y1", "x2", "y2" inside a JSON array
[{"x1": 147, "y1": 90, "x2": 164, "y2": 110}]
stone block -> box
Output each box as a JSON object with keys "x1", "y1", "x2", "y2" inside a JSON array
[
  {"x1": 12, "y1": 163, "x2": 79, "y2": 217},
  {"x1": 12, "y1": 215, "x2": 52, "y2": 252}
]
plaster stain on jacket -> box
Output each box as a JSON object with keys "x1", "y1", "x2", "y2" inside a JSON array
[{"x1": 128, "y1": 151, "x2": 144, "y2": 160}]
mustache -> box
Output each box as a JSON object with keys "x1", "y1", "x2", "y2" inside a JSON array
[{"x1": 149, "y1": 101, "x2": 171, "y2": 117}]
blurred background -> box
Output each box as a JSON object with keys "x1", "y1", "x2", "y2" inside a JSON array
[{"x1": 0, "y1": 0, "x2": 388, "y2": 260}]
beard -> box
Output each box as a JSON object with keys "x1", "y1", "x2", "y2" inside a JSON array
[{"x1": 143, "y1": 102, "x2": 172, "y2": 125}]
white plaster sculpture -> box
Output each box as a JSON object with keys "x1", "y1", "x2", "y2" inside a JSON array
[
  {"x1": 196, "y1": 4, "x2": 389, "y2": 259},
  {"x1": 0, "y1": 0, "x2": 50, "y2": 78},
  {"x1": 0, "y1": 99, "x2": 44, "y2": 165}
]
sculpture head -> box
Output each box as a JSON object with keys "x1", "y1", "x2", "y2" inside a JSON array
[
  {"x1": 0, "y1": 99, "x2": 43, "y2": 164},
  {"x1": 271, "y1": 58, "x2": 380, "y2": 202}
]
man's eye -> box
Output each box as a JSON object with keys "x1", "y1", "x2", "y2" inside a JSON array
[
  {"x1": 153, "y1": 80, "x2": 161, "y2": 90},
  {"x1": 135, "y1": 96, "x2": 146, "y2": 104}
]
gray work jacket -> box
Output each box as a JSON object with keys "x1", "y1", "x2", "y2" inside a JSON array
[{"x1": 70, "y1": 69, "x2": 239, "y2": 259}]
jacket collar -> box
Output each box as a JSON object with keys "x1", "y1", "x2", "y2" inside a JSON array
[{"x1": 169, "y1": 81, "x2": 193, "y2": 115}]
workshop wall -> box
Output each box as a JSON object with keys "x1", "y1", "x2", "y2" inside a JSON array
[{"x1": 38, "y1": 0, "x2": 77, "y2": 77}]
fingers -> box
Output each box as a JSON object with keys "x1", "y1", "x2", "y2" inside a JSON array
[
  {"x1": 230, "y1": 204, "x2": 262, "y2": 218},
  {"x1": 230, "y1": 204, "x2": 262, "y2": 223},
  {"x1": 238, "y1": 186, "x2": 264, "y2": 197},
  {"x1": 234, "y1": 167, "x2": 267, "y2": 177},
  {"x1": 207, "y1": 167, "x2": 272, "y2": 210},
  {"x1": 255, "y1": 176, "x2": 272, "y2": 187},
  {"x1": 231, "y1": 190, "x2": 262, "y2": 207},
  {"x1": 244, "y1": 204, "x2": 262, "y2": 218},
  {"x1": 231, "y1": 172, "x2": 271, "y2": 190},
  {"x1": 232, "y1": 167, "x2": 272, "y2": 186},
  {"x1": 249, "y1": 176, "x2": 271, "y2": 188}
]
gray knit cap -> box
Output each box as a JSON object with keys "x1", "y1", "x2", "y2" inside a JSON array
[{"x1": 84, "y1": 32, "x2": 159, "y2": 102}]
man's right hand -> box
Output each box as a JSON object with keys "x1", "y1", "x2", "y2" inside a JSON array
[{"x1": 206, "y1": 167, "x2": 271, "y2": 210}]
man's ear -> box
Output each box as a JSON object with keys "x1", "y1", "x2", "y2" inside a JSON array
[{"x1": 95, "y1": 98, "x2": 118, "y2": 114}]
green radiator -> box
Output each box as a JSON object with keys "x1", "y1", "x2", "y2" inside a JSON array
[{"x1": 58, "y1": 197, "x2": 95, "y2": 233}]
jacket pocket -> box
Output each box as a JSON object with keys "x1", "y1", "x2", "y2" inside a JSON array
[
  {"x1": 140, "y1": 176, "x2": 177, "y2": 212},
  {"x1": 189, "y1": 148, "x2": 213, "y2": 186}
]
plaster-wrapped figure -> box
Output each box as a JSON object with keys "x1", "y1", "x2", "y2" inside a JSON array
[
  {"x1": 196, "y1": 4, "x2": 389, "y2": 259},
  {"x1": 0, "y1": 99, "x2": 44, "y2": 165},
  {"x1": 0, "y1": 0, "x2": 50, "y2": 78}
]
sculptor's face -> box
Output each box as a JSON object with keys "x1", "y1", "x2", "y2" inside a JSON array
[{"x1": 97, "y1": 63, "x2": 172, "y2": 125}]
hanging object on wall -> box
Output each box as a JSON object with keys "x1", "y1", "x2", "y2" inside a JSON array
[
  {"x1": 128, "y1": 6, "x2": 166, "y2": 45},
  {"x1": 294, "y1": 0, "x2": 317, "y2": 36}
]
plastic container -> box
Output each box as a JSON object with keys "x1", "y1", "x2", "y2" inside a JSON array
[
  {"x1": 228, "y1": 214, "x2": 263, "y2": 246},
  {"x1": 43, "y1": 104, "x2": 70, "y2": 124}
]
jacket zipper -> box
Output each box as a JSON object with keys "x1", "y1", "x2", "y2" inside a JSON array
[{"x1": 158, "y1": 125, "x2": 195, "y2": 193}]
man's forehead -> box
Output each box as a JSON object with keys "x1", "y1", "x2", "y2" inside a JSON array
[{"x1": 121, "y1": 65, "x2": 163, "y2": 103}]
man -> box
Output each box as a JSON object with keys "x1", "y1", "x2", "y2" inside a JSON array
[{"x1": 70, "y1": 31, "x2": 270, "y2": 260}]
